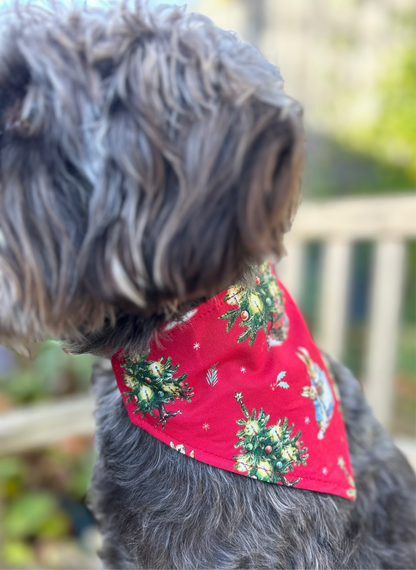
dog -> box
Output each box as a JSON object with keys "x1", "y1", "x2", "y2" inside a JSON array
[{"x1": 0, "y1": 3, "x2": 415, "y2": 569}]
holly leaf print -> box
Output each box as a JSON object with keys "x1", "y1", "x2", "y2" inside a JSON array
[{"x1": 276, "y1": 372, "x2": 289, "y2": 389}]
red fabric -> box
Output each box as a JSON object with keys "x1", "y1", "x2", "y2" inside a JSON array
[{"x1": 111, "y1": 264, "x2": 356, "y2": 500}]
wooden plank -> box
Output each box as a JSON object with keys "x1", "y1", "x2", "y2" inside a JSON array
[
  {"x1": 0, "y1": 394, "x2": 95, "y2": 456},
  {"x1": 276, "y1": 238, "x2": 305, "y2": 303},
  {"x1": 291, "y1": 194, "x2": 416, "y2": 240},
  {"x1": 317, "y1": 240, "x2": 352, "y2": 360},
  {"x1": 364, "y1": 240, "x2": 406, "y2": 428}
]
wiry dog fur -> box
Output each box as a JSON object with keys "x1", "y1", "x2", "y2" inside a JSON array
[
  {"x1": 91, "y1": 358, "x2": 416, "y2": 569},
  {"x1": 0, "y1": 3, "x2": 415, "y2": 569},
  {"x1": 0, "y1": 1, "x2": 302, "y2": 351}
]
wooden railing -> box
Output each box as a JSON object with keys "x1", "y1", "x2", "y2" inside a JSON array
[
  {"x1": 0, "y1": 393, "x2": 96, "y2": 455},
  {"x1": 0, "y1": 194, "x2": 415, "y2": 465},
  {"x1": 278, "y1": 193, "x2": 416, "y2": 429}
]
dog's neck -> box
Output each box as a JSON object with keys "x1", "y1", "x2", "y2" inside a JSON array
[{"x1": 63, "y1": 264, "x2": 259, "y2": 358}]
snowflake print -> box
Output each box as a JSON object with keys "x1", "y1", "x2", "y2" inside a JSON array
[
  {"x1": 322, "y1": 467, "x2": 328, "y2": 475},
  {"x1": 203, "y1": 423, "x2": 210, "y2": 430},
  {"x1": 193, "y1": 342, "x2": 200, "y2": 350},
  {"x1": 240, "y1": 366, "x2": 246, "y2": 373},
  {"x1": 305, "y1": 416, "x2": 310, "y2": 424}
]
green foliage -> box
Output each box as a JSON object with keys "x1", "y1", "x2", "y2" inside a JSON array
[
  {"x1": 1, "y1": 540, "x2": 35, "y2": 568},
  {"x1": 4, "y1": 492, "x2": 68, "y2": 539},
  {"x1": 337, "y1": 42, "x2": 416, "y2": 182},
  {"x1": 0, "y1": 341, "x2": 99, "y2": 568},
  {"x1": 233, "y1": 393, "x2": 308, "y2": 485},
  {"x1": 302, "y1": 6, "x2": 415, "y2": 198},
  {"x1": 369, "y1": 46, "x2": 416, "y2": 178},
  {"x1": 0, "y1": 456, "x2": 24, "y2": 481},
  {"x1": 68, "y1": 447, "x2": 96, "y2": 497},
  {"x1": 1, "y1": 341, "x2": 96, "y2": 404},
  {"x1": 0, "y1": 444, "x2": 95, "y2": 568}
]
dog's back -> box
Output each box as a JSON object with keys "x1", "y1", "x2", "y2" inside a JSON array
[{"x1": 90, "y1": 358, "x2": 416, "y2": 569}]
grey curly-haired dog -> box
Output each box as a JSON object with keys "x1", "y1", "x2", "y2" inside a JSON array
[{"x1": 0, "y1": 2, "x2": 415, "y2": 569}]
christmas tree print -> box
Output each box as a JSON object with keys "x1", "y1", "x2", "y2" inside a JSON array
[
  {"x1": 206, "y1": 363, "x2": 219, "y2": 386},
  {"x1": 120, "y1": 350, "x2": 193, "y2": 428},
  {"x1": 219, "y1": 263, "x2": 289, "y2": 347},
  {"x1": 338, "y1": 456, "x2": 356, "y2": 499},
  {"x1": 233, "y1": 392, "x2": 308, "y2": 486}
]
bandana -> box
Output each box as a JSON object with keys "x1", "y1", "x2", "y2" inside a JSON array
[{"x1": 111, "y1": 263, "x2": 356, "y2": 500}]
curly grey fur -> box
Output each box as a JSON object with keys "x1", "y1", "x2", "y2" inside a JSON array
[
  {"x1": 90, "y1": 359, "x2": 416, "y2": 569},
  {"x1": 0, "y1": 2, "x2": 303, "y2": 350}
]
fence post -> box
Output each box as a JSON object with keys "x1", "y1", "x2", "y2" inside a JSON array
[
  {"x1": 364, "y1": 240, "x2": 406, "y2": 428},
  {"x1": 276, "y1": 238, "x2": 305, "y2": 303},
  {"x1": 317, "y1": 240, "x2": 352, "y2": 361}
]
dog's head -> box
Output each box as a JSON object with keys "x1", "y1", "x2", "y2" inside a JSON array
[{"x1": 0, "y1": 2, "x2": 304, "y2": 352}]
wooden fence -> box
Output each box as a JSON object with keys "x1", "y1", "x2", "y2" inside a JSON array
[
  {"x1": 277, "y1": 193, "x2": 416, "y2": 430},
  {"x1": 0, "y1": 194, "x2": 415, "y2": 466}
]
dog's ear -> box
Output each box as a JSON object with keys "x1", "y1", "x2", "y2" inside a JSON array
[
  {"x1": 0, "y1": 8, "x2": 109, "y2": 343},
  {"x1": 80, "y1": 6, "x2": 305, "y2": 312}
]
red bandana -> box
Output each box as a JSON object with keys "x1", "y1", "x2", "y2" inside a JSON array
[{"x1": 111, "y1": 263, "x2": 356, "y2": 500}]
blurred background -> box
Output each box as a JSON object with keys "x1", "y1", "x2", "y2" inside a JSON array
[{"x1": 0, "y1": 0, "x2": 415, "y2": 567}]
